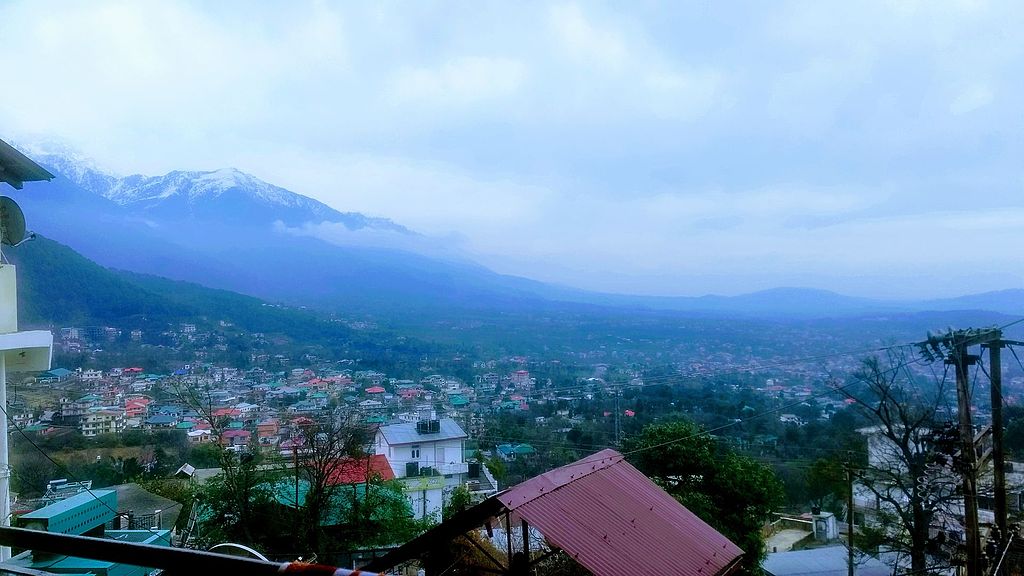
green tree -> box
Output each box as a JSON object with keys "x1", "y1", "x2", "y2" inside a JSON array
[
  {"x1": 624, "y1": 419, "x2": 784, "y2": 575},
  {"x1": 806, "y1": 457, "x2": 849, "y2": 515}
]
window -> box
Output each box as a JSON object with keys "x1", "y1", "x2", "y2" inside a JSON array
[{"x1": 411, "y1": 445, "x2": 420, "y2": 459}]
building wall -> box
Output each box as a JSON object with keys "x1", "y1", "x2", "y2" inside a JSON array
[
  {"x1": 375, "y1": 427, "x2": 472, "y2": 520},
  {"x1": 376, "y1": 435, "x2": 468, "y2": 478},
  {"x1": 81, "y1": 413, "x2": 124, "y2": 437}
]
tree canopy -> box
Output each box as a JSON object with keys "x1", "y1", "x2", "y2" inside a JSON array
[{"x1": 624, "y1": 419, "x2": 784, "y2": 575}]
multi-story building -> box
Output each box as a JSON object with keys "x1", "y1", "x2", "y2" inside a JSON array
[
  {"x1": 81, "y1": 410, "x2": 125, "y2": 437},
  {"x1": 374, "y1": 417, "x2": 495, "y2": 519}
]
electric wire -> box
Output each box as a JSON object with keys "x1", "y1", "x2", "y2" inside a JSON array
[{"x1": 0, "y1": 402, "x2": 173, "y2": 540}]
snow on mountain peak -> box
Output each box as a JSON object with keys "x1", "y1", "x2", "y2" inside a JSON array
[{"x1": 29, "y1": 147, "x2": 412, "y2": 234}]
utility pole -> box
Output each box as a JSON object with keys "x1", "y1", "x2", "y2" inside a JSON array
[
  {"x1": 614, "y1": 386, "x2": 621, "y2": 446},
  {"x1": 950, "y1": 345, "x2": 981, "y2": 576},
  {"x1": 847, "y1": 466, "x2": 855, "y2": 576},
  {"x1": 921, "y1": 327, "x2": 1006, "y2": 576},
  {"x1": 984, "y1": 339, "x2": 1018, "y2": 540}
]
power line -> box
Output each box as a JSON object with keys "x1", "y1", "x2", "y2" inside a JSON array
[{"x1": 0, "y1": 402, "x2": 170, "y2": 540}]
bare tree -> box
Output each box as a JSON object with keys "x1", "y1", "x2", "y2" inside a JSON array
[
  {"x1": 170, "y1": 375, "x2": 269, "y2": 546},
  {"x1": 293, "y1": 412, "x2": 370, "y2": 554},
  {"x1": 840, "y1": 353, "x2": 960, "y2": 576}
]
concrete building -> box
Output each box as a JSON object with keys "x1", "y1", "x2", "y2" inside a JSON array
[
  {"x1": 374, "y1": 417, "x2": 490, "y2": 519},
  {"x1": 81, "y1": 410, "x2": 125, "y2": 437}
]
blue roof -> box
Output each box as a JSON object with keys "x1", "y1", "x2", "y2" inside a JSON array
[
  {"x1": 764, "y1": 546, "x2": 891, "y2": 576},
  {"x1": 378, "y1": 418, "x2": 467, "y2": 446},
  {"x1": 146, "y1": 415, "x2": 177, "y2": 425}
]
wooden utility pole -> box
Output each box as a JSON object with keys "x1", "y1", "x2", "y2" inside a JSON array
[
  {"x1": 920, "y1": 328, "x2": 1007, "y2": 576},
  {"x1": 986, "y1": 341, "x2": 1009, "y2": 539},
  {"x1": 951, "y1": 346, "x2": 981, "y2": 576},
  {"x1": 614, "y1": 387, "x2": 621, "y2": 446},
  {"x1": 847, "y1": 467, "x2": 855, "y2": 576}
]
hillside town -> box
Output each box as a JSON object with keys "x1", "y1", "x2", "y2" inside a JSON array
[{"x1": 3, "y1": 3, "x2": 1024, "y2": 574}]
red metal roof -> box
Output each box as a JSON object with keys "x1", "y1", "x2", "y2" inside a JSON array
[
  {"x1": 497, "y1": 449, "x2": 743, "y2": 576},
  {"x1": 326, "y1": 455, "x2": 395, "y2": 485}
]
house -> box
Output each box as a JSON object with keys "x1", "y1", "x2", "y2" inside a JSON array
[
  {"x1": 58, "y1": 397, "x2": 95, "y2": 422},
  {"x1": 80, "y1": 369, "x2": 103, "y2": 381},
  {"x1": 187, "y1": 429, "x2": 213, "y2": 444},
  {"x1": 851, "y1": 424, "x2": 1024, "y2": 565},
  {"x1": 234, "y1": 402, "x2": 260, "y2": 415},
  {"x1": 124, "y1": 397, "x2": 152, "y2": 419},
  {"x1": 257, "y1": 418, "x2": 280, "y2": 444},
  {"x1": 496, "y1": 443, "x2": 535, "y2": 461},
  {"x1": 362, "y1": 449, "x2": 744, "y2": 576},
  {"x1": 327, "y1": 454, "x2": 396, "y2": 485},
  {"x1": 81, "y1": 410, "x2": 125, "y2": 437},
  {"x1": 37, "y1": 368, "x2": 73, "y2": 384},
  {"x1": 764, "y1": 545, "x2": 891, "y2": 576},
  {"x1": 145, "y1": 414, "x2": 178, "y2": 429},
  {"x1": 220, "y1": 429, "x2": 251, "y2": 448},
  {"x1": 374, "y1": 418, "x2": 479, "y2": 519}
]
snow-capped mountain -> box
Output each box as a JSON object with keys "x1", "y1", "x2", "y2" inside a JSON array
[{"x1": 30, "y1": 148, "x2": 410, "y2": 232}]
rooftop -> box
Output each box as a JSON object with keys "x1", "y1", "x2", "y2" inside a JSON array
[
  {"x1": 0, "y1": 139, "x2": 54, "y2": 189},
  {"x1": 378, "y1": 418, "x2": 467, "y2": 446},
  {"x1": 20, "y1": 490, "x2": 116, "y2": 521},
  {"x1": 763, "y1": 546, "x2": 891, "y2": 576},
  {"x1": 365, "y1": 449, "x2": 743, "y2": 576}
]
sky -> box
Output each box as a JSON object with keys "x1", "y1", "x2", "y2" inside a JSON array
[{"x1": 1, "y1": 0, "x2": 1022, "y2": 299}]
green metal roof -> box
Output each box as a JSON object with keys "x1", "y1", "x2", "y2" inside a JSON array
[
  {"x1": 265, "y1": 480, "x2": 411, "y2": 526},
  {"x1": 18, "y1": 489, "x2": 117, "y2": 536},
  {"x1": 20, "y1": 489, "x2": 115, "y2": 520}
]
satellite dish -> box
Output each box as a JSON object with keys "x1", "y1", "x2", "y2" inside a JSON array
[
  {"x1": 0, "y1": 196, "x2": 27, "y2": 246},
  {"x1": 209, "y1": 542, "x2": 270, "y2": 561}
]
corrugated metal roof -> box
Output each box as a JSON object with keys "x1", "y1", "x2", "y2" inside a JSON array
[
  {"x1": 763, "y1": 546, "x2": 890, "y2": 576},
  {"x1": 0, "y1": 139, "x2": 53, "y2": 189},
  {"x1": 497, "y1": 449, "x2": 744, "y2": 576},
  {"x1": 378, "y1": 418, "x2": 467, "y2": 446},
  {"x1": 327, "y1": 455, "x2": 396, "y2": 485}
]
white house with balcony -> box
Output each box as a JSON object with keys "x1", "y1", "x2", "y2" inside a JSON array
[{"x1": 374, "y1": 417, "x2": 494, "y2": 519}]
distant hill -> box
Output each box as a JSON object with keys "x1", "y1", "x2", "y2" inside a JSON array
[
  {"x1": 5, "y1": 235, "x2": 174, "y2": 326},
  {"x1": 3, "y1": 235, "x2": 1021, "y2": 368},
  {"x1": 7, "y1": 145, "x2": 1022, "y2": 322},
  {"x1": 3, "y1": 235, "x2": 354, "y2": 345},
  {"x1": 918, "y1": 290, "x2": 1024, "y2": 317}
]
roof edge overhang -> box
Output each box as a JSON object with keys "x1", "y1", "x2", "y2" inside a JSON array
[
  {"x1": 360, "y1": 494, "x2": 507, "y2": 572},
  {"x1": 0, "y1": 139, "x2": 55, "y2": 189}
]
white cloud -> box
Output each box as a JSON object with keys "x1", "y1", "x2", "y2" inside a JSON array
[
  {"x1": 1, "y1": 0, "x2": 1023, "y2": 298},
  {"x1": 390, "y1": 57, "x2": 527, "y2": 105},
  {"x1": 545, "y1": 3, "x2": 725, "y2": 122},
  {"x1": 949, "y1": 84, "x2": 994, "y2": 115}
]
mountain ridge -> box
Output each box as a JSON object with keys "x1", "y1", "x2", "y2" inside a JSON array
[
  {"x1": 30, "y1": 150, "x2": 411, "y2": 232},
  {"x1": 9, "y1": 145, "x2": 1023, "y2": 321}
]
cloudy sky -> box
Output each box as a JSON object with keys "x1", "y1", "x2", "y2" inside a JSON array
[{"x1": 2, "y1": 1, "x2": 1022, "y2": 299}]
